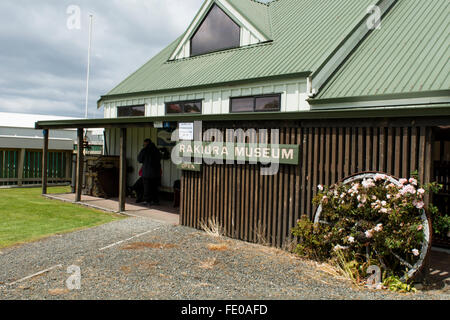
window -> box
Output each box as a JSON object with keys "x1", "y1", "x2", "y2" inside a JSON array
[
  {"x1": 117, "y1": 105, "x2": 145, "y2": 117},
  {"x1": 190, "y1": 4, "x2": 240, "y2": 57},
  {"x1": 166, "y1": 100, "x2": 202, "y2": 114},
  {"x1": 230, "y1": 95, "x2": 281, "y2": 113}
]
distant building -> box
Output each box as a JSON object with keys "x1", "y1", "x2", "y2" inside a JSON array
[{"x1": 0, "y1": 112, "x2": 104, "y2": 186}]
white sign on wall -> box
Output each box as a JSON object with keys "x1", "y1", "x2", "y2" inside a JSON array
[
  {"x1": 154, "y1": 121, "x2": 163, "y2": 129},
  {"x1": 179, "y1": 122, "x2": 194, "y2": 141}
]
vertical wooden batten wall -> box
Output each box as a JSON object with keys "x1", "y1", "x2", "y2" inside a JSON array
[
  {"x1": 119, "y1": 128, "x2": 127, "y2": 212},
  {"x1": 180, "y1": 119, "x2": 437, "y2": 248}
]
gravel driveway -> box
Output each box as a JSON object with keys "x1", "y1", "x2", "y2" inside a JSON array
[{"x1": 0, "y1": 217, "x2": 448, "y2": 300}]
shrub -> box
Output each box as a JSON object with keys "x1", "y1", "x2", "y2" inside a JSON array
[{"x1": 291, "y1": 173, "x2": 442, "y2": 285}]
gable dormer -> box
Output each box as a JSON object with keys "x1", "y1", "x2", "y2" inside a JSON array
[{"x1": 169, "y1": 0, "x2": 270, "y2": 60}]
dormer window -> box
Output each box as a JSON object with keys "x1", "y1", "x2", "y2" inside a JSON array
[{"x1": 190, "y1": 4, "x2": 240, "y2": 57}]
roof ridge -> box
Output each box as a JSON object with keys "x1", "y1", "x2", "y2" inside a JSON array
[{"x1": 249, "y1": 0, "x2": 270, "y2": 7}]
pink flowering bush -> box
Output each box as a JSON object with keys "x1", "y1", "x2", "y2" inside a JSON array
[{"x1": 292, "y1": 173, "x2": 442, "y2": 280}]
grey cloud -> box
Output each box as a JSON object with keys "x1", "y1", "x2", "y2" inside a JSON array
[{"x1": 0, "y1": 0, "x2": 203, "y2": 118}]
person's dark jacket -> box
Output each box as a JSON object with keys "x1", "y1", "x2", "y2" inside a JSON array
[{"x1": 137, "y1": 142, "x2": 161, "y2": 179}]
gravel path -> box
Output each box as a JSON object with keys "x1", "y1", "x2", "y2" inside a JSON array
[{"x1": 0, "y1": 217, "x2": 448, "y2": 300}]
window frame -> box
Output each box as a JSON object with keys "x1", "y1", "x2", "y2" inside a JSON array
[
  {"x1": 230, "y1": 94, "x2": 282, "y2": 113},
  {"x1": 117, "y1": 105, "x2": 146, "y2": 118},
  {"x1": 190, "y1": 4, "x2": 241, "y2": 57},
  {"x1": 165, "y1": 99, "x2": 203, "y2": 115}
]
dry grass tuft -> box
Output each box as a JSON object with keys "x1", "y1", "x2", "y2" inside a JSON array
[
  {"x1": 120, "y1": 266, "x2": 132, "y2": 274},
  {"x1": 328, "y1": 250, "x2": 361, "y2": 286},
  {"x1": 122, "y1": 242, "x2": 178, "y2": 250},
  {"x1": 139, "y1": 261, "x2": 158, "y2": 270},
  {"x1": 207, "y1": 243, "x2": 229, "y2": 251},
  {"x1": 48, "y1": 288, "x2": 70, "y2": 295},
  {"x1": 200, "y1": 217, "x2": 224, "y2": 237},
  {"x1": 281, "y1": 237, "x2": 298, "y2": 252},
  {"x1": 253, "y1": 223, "x2": 271, "y2": 246},
  {"x1": 199, "y1": 257, "x2": 219, "y2": 269}
]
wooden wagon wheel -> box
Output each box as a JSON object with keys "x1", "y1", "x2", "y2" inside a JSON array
[{"x1": 313, "y1": 171, "x2": 431, "y2": 282}]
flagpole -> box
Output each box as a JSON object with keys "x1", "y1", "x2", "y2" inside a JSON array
[{"x1": 84, "y1": 14, "x2": 93, "y2": 119}]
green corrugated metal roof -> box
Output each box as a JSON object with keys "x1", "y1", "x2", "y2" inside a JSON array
[
  {"x1": 105, "y1": 0, "x2": 377, "y2": 98},
  {"x1": 226, "y1": 0, "x2": 272, "y2": 39},
  {"x1": 316, "y1": 0, "x2": 450, "y2": 100}
]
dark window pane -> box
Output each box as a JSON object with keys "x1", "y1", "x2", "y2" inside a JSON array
[
  {"x1": 166, "y1": 100, "x2": 202, "y2": 114},
  {"x1": 184, "y1": 101, "x2": 202, "y2": 113},
  {"x1": 117, "y1": 105, "x2": 145, "y2": 117},
  {"x1": 255, "y1": 96, "x2": 280, "y2": 111},
  {"x1": 231, "y1": 97, "x2": 254, "y2": 112},
  {"x1": 166, "y1": 103, "x2": 183, "y2": 114},
  {"x1": 191, "y1": 4, "x2": 240, "y2": 56}
]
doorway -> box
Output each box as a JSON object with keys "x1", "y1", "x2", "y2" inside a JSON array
[{"x1": 432, "y1": 126, "x2": 450, "y2": 248}]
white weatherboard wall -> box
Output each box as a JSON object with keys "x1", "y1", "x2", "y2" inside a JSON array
[
  {"x1": 104, "y1": 127, "x2": 181, "y2": 191},
  {"x1": 103, "y1": 78, "x2": 309, "y2": 118}
]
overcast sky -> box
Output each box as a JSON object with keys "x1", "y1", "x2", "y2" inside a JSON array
[{"x1": 0, "y1": 0, "x2": 204, "y2": 118}]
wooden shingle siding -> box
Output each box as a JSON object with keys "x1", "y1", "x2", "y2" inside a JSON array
[{"x1": 180, "y1": 120, "x2": 435, "y2": 248}]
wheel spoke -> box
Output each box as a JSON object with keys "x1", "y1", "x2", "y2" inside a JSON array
[{"x1": 391, "y1": 252, "x2": 413, "y2": 269}]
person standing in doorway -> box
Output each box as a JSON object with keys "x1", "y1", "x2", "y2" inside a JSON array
[{"x1": 137, "y1": 138, "x2": 161, "y2": 206}]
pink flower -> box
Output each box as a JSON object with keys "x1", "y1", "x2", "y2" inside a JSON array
[
  {"x1": 379, "y1": 208, "x2": 388, "y2": 214},
  {"x1": 400, "y1": 184, "x2": 416, "y2": 195},
  {"x1": 348, "y1": 236, "x2": 355, "y2": 243},
  {"x1": 409, "y1": 178, "x2": 418, "y2": 186},
  {"x1": 417, "y1": 224, "x2": 423, "y2": 231},
  {"x1": 415, "y1": 201, "x2": 425, "y2": 209},
  {"x1": 399, "y1": 178, "x2": 408, "y2": 185},
  {"x1": 374, "y1": 174, "x2": 386, "y2": 181},
  {"x1": 417, "y1": 188, "x2": 425, "y2": 195},
  {"x1": 374, "y1": 224, "x2": 383, "y2": 232},
  {"x1": 362, "y1": 179, "x2": 375, "y2": 189},
  {"x1": 365, "y1": 230, "x2": 374, "y2": 239},
  {"x1": 333, "y1": 245, "x2": 347, "y2": 251},
  {"x1": 317, "y1": 184, "x2": 324, "y2": 191},
  {"x1": 412, "y1": 249, "x2": 419, "y2": 256}
]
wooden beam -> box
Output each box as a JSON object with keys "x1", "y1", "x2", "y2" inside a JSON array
[
  {"x1": 18, "y1": 148, "x2": 25, "y2": 187},
  {"x1": 119, "y1": 128, "x2": 127, "y2": 212},
  {"x1": 42, "y1": 130, "x2": 49, "y2": 194},
  {"x1": 75, "y1": 128, "x2": 84, "y2": 202}
]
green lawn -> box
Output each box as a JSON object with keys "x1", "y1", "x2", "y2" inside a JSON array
[{"x1": 0, "y1": 186, "x2": 124, "y2": 249}]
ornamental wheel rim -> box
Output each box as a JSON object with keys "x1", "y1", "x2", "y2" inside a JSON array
[{"x1": 313, "y1": 171, "x2": 431, "y2": 282}]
